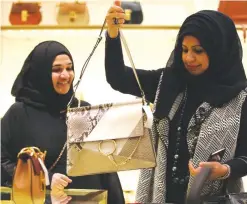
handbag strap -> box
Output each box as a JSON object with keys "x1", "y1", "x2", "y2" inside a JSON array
[
  {"x1": 48, "y1": 142, "x2": 67, "y2": 171},
  {"x1": 119, "y1": 30, "x2": 146, "y2": 102},
  {"x1": 67, "y1": 19, "x2": 147, "y2": 108}
]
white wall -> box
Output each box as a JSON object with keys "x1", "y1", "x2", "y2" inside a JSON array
[{"x1": 1, "y1": 0, "x2": 247, "y2": 193}]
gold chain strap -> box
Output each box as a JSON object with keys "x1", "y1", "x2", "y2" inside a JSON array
[
  {"x1": 98, "y1": 136, "x2": 143, "y2": 167},
  {"x1": 49, "y1": 142, "x2": 67, "y2": 171}
]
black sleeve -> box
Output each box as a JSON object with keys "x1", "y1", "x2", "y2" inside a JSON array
[
  {"x1": 225, "y1": 98, "x2": 247, "y2": 179},
  {"x1": 100, "y1": 173, "x2": 125, "y2": 204},
  {"x1": 105, "y1": 32, "x2": 164, "y2": 103},
  {"x1": 1, "y1": 105, "x2": 20, "y2": 186}
]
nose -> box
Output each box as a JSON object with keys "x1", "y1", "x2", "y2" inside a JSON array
[
  {"x1": 185, "y1": 51, "x2": 196, "y2": 63},
  {"x1": 60, "y1": 69, "x2": 70, "y2": 79}
]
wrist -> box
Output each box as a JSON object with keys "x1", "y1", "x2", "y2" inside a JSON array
[
  {"x1": 218, "y1": 164, "x2": 231, "y2": 180},
  {"x1": 107, "y1": 28, "x2": 119, "y2": 38}
]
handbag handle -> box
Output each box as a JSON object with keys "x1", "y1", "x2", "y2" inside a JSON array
[{"x1": 67, "y1": 19, "x2": 147, "y2": 108}]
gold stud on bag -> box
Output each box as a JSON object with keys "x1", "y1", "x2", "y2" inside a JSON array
[{"x1": 12, "y1": 147, "x2": 48, "y2": 204}]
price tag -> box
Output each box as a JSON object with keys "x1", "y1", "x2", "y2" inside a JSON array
[
  {"x1": 38, "y1": 158, "x2": 50, "y2": 186},
  {"x1": 143, "y1": 105, "x2": 153, "y2": 129}
]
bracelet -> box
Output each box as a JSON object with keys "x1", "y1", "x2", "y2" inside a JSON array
[{"x1": 218, "y1": 164, "x2": 231, "y2": 180}]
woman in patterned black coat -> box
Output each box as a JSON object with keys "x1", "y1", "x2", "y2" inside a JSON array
[
  {"x1": 104, "y1": 1, "x2": 247, "y2": 204},
  {"x1": 1, "y1": 41, "x2": 125, "y2": 204}
]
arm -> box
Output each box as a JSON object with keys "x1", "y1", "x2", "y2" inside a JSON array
[
  {"x1": 1, "y1": 106, "x2": 20, "y2": 186},
  {"x1": 105, "y1": 33, "x2": 163, "y2": 103},
  {"x1": 224, "y1": 98, "x2": 247, "y2": 179}
]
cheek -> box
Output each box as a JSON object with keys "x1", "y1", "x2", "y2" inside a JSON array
[
  {"x1": 51, "y1": 74, "x2": 58, "y2": 87},
  {"x1": 70, "y1": 72, "x2": 75, "y2": 81},
  {"x1": 201, "y1": 55, "x2": 209, "y2": 70}
]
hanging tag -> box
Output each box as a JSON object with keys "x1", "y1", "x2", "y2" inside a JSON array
[
  {"x1": 143, "y1": 105, "x2": 153, "y2": 129},
  {"x1": 38, "y1": 158, "x2": 50, "y2": 186}
]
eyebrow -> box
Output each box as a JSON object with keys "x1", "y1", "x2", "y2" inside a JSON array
[
  {"x1": 182, "y1": 44, "x2": 203, "y2": 48},
  {"x1": 52, "y1": 62, "x2": 73, "y2": 68}
]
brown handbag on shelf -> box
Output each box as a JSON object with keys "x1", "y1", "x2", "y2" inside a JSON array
[
  {"x1": 9, "y1": 2, "x2": 42, "y2": 25},
  {"x1": 12, "y1": 147, "x2": 48, "y2": 204},
  {"x1": 56, "y1": 1, "x2": 89, "y2": 25},
  {"x1": 218, "y1": 0, "x2": 247, "y2": 42}
]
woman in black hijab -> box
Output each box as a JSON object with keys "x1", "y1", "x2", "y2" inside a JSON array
[
  {"x1": 105, "y1": 2, "x2": 247, "y2": 203},
  {"x1": 1, "y1": 41, "x2": 125, "y2": 204}
]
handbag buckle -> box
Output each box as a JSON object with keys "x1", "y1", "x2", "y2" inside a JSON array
[
  {"x1": 124, "y1": 9, "x2": 132, "y2": 21},
  {"x1": 21, "y1": 10, "x2": 29, "y2": 22},
  {"x1": 69, "y1": 11, "x2": 77, "y2": 22}
]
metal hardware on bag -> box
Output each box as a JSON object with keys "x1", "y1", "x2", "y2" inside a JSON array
[
  {"x1": 69, "y1": 11, "x2": 77, "y2": 22},
  {"x1": 98, "y1": 140, "x2": 117, "y2": 156},
  {"x1": 124, "y1": 9, "x2": 132, "y2": 21},
  {"x1": 21, "y1": 10, "x2": 29, "y2": 22},
  {"x1": 17, "y1": 147, "x2": 39, "y2": 158},
  {"x1": 98, "y1": 136, "x2": 143, "y2": 167}
]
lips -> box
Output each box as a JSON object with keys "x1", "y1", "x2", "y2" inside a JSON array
[{"x1": 186, "y1": 64, "x2": 200, "y2": 70}]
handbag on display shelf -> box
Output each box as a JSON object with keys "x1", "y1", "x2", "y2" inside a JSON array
[
  {"x1": 9, "y1": 2, "x2": 42, "y2": 25},
  {"x1": 218, "y1": 0, "x2": 247, "y2": 42},
  {"x1": 52, "y1": 20, "x2": 156, "y2": 177},
  {"x1": 121, "y1": 1, "x2": 143, "y2": 24},
  {"x1": 56, "y1": 1, "x2": 89, "y2": 25},
  {"x1": 12, "y1": 147, "x2": 49, "y2": 204}
]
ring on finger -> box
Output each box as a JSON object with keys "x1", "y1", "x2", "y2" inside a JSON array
[{"x1": 113, "y1": 18, "x2": 119, "y2": 25}]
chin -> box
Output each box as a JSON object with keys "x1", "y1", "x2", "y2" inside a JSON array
[{"x1": 56, "y1": 89, "x2": 70, "y2": 95}]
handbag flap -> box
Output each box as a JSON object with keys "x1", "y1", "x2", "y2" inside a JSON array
[
  {"x1": 67, "y1": 99, "x2": 144, "y2": 143},
  {"x1": 58, "y1": 2, "x2": 87, "y2": 14},
  {"x1": 218, "y1": 1, "x2": 247, "y2": 21},
  {"x1": 18, "y1": 148, "x2": 44, "y2": 176},
  {"x1": 11, "y1": 3, "x2": 41, "y2": 13}
]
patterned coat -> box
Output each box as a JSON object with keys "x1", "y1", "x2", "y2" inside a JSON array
[{"x1": 136, "y1": 85, "x2": 247, "y2": 203}]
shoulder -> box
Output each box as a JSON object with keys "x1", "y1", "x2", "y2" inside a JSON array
[
  {"x1": 70, "y1": 97, "x2": 90, "y2": 108},
  {"x1": 3, "y1": 102, "x2": 25, "y2": 116},
  {"x1": 1, "y1": 102, "x2": 28, "y2": 124}
]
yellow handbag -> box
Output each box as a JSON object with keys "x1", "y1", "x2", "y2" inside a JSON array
[
  {"x1": 56, "y1": 1, "x2": 89, "y2": 25},
  {"x1": 12, "y1": 147, "x2": 48, "y2": 204}
]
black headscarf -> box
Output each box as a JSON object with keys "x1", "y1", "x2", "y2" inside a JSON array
[
  {"x1": 154, "y1": 10, "x2": 247, "y2": 118},
  {"x1": 11, "y1": 41, "x2": 75, "y2": 113}
]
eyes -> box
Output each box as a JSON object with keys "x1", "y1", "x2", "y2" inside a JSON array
[
  {"x1": 52, "y1": 66, "x2": 73, "y2": 73},
  {"x1": 182, "y1": 46, "x2": 205, "y2": 55}
]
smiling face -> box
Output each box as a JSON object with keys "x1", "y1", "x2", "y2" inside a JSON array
[
  {"x1": 182, "y1": 35, "x2": 209, "y2": 76},
  {"x1": 52, "y1": 54, "x2": 74, "y2": 94}
]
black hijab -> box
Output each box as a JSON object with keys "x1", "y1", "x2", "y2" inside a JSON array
[
  {"x1": 154, "y1": 10, "x2": 247, "y2": 118},
  {"x1": 11, "y1": 41, "x2": 75, "y2": 113}
]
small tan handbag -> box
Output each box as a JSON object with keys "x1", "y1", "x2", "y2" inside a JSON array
[
  {"x1": 12, "y1": 147, "x2": 48, "y2": 204},
  {"x1": 56, "y1": 1, "x2": 89, "y2": 25}
]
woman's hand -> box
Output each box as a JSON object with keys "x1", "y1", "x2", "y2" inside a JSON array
[
  {"x1": 51, "y1": 190, "x2": 72, "y2": 204},
  {"x1": 188, "y1": 160, "x2": 229, "y2": 180},
  {"x1": 51, "y1": 173, "x2": 72, "y2": 191},
  {"x1": 106, "y1": 1, "x2": 125, "y2": 38}
]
